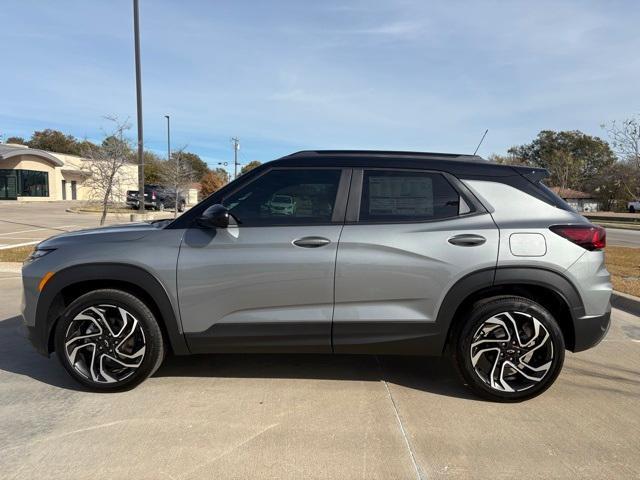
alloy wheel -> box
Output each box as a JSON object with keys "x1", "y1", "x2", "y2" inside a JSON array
[
  {"x1": 469, "y1": 311, "x2": 554, "y2": 393},
  {"x1": 63, "y1": 304, "x2": 146, "y2": 384}
]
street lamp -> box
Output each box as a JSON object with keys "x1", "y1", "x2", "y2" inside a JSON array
[
  {"x1": 165, "y1": 115, "x2": 171, "y2": 162},
  {"x1": 133, "y1": 0, "x2": 145, "y2": 212}
]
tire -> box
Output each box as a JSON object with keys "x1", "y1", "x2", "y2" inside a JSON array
[
  {"x1": 630, "y1": 206, "x2": 636, "y2": 213},
  {"x1": 453, "y1": 296, "x2": 565, "y2": 402},
  {"x1": 54, "y1": 289, "x2": 165, "y2": 392},
  {"x1": 178, "y1": 202, "x2": 185, "y2": 213}
]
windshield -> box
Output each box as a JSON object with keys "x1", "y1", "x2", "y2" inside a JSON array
[{"x1": 272, "y1": 195, "x2": 292, "y2": 203}]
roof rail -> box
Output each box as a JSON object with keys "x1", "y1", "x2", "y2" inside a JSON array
[{"x1": 284, "y1": 150, "x2": 484, "y2": 161}]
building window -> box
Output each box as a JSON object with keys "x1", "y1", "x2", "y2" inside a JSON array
[{"x1": 18, "y1": 170, "x2": 49, "y2": 197}]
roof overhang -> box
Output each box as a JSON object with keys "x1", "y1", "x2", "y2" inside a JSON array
[{"x1": 0, "y1": 148, "x2": 64, "y2": 167}]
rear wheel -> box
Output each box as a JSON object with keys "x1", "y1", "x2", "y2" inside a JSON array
[
  {"x1": 630, "y1": 206, "x2": 636, "y2": 213},
  {"x1": 55, "y1": 289, "x2": 165, "y2": 391},
  {"x1": 454, "y1": 296, "x2": 565, "y2": 402}
]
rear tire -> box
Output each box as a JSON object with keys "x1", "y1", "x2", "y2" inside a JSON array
[
  {"x1": 54, "y1": 289, "x2": 165, "y2": 392},
  {"x1": 453, "y1": 296, "x2": 565, "y2": 402},
  {"x1": 630, "y1": 206, "x2": 636, "y2": 213}
]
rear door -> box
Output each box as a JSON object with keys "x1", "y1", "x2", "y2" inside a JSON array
[
  {"x1": 333, "y1": 168, "x2": 499, "y2": 354},
  {"x1": 178, "y1": 167, "x2": 350, "y2": 353}
]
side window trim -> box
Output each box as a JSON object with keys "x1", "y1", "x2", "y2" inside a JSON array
[{"x1": 347, "y1": 167, "x2": 485, "y2": 224}]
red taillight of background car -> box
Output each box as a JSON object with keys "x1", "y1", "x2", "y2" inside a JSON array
[
  {"x1": 151, "y1": 190, "x2": 157, "y2": 200},
  {"x1": 549, "y1": 225, "x2": 606, "y2": 251}
]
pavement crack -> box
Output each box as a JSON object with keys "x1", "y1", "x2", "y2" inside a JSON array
[{"x1": 376, "y1": 356, "x2": 425, "y2": 480}]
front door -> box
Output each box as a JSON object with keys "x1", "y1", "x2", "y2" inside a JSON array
[
  {"x1": 178, "y1": 167, "x2": 349, "y2": 353},
  {"x1": 333, "y1": 168, "x2": 499, "y2": 355}
]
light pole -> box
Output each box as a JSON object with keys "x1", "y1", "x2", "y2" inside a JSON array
[
  {"x1": 133, "y1": 0, "x2": 145, "y2": 212},
  {"x1": 231, "y1": 137, "x2": 240, "y2": 179},
  {"x1": 165, "y1": 115, "x2": 171, "y2": 163}
]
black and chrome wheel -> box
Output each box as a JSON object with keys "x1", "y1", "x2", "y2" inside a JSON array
[
  {"x1": 455, "y1": 296, "x2": 565, "y2": 402},
  {"x1": 55, "y1": 289, "x2": 165, "y2": 391}
]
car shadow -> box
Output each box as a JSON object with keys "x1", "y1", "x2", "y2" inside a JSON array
[
  {"x1": 0, "y1": 314, "x2": 473, "y2": 399},
  {"x1": 155, "y1": 352, "x2": 478, "y2": 400},
  {"x1": 0, "y1": 316, "x2": 84, "y2": 391}
]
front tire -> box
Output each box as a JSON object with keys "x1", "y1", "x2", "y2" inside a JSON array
[
  {"x1": 54, "y1": 289, "x2": 165, "y2": 391},
  {"x1": 454, "y1": 296, "x2": 565, "y2": 402}
]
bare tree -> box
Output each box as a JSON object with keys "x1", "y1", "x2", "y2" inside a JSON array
[
  {"x1": 605, "y1": 116, "x2": 640, "y2": 170},
  {"x1": 158, "y1": 146, "x2": 196, "y2": 218},
  {"x1": 81, "y1": 117, "x2": 135, "y2": 225}
]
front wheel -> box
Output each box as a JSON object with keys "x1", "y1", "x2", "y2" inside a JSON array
[
  {"x1": 454, "y1": 296, "x2": 565, "y2": 402},
  {"x1": 55, "y1": 289, "x2": 165, "y2": 391}
]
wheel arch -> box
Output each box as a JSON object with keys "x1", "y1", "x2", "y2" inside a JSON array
[
  {"x1": 36, "y1": 263, "x2": 189, "y2": 356},
  {"x1": 438, "y1": 267, "x2": 584, "y2": 354}
]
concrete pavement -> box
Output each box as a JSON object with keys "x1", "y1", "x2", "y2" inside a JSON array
[{"x1": 0, "y1": 273, "x2": 639, "y2": 479}]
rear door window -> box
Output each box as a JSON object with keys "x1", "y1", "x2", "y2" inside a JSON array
[{"x1": 360, "y1": 170, "x2": 461, "y2": 222}]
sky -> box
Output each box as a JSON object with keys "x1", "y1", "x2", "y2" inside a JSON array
[{"x1": 2, "y1": 1, "x2": 640, "y2": 174}]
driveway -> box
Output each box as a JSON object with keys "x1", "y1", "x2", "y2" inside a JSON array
[{"x1": 0, "y1": 273, "x2": 638, "y2": 479}]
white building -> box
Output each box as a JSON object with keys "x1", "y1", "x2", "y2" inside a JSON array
[{"x1": 0, "y1": 143, "x2": 138, "y2": 202}]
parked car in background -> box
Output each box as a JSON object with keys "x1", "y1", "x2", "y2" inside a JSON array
[
  {"x1": 268, "y1": 194, "x2": 296, "y2": 215},
  {"x1": 126, "y1": 184, "x2": 186, "y2": 212},
  {"x1": 21, "y1": 150, "x2": 611, "y2": 402},
  {"x1": 628, "y1": 200, "x2": 640, "y2": 213}
]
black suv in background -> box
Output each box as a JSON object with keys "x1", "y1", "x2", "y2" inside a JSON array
[{"x1": 126, "y1": 184, "x2": 186, "y2": 212}]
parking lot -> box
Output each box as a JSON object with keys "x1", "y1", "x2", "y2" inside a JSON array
[
  {"x1": 0, "y1": 202, "x2": 176, "y2": 249},
  {"x1": 0, "y1": 270, "x2": 639, "y2": 479}
]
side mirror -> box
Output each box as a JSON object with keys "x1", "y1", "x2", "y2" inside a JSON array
[{"x1": 196, "y1": 204, "x2": 230, "y2": 228}]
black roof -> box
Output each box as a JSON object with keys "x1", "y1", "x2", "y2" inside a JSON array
[{"x1": 268, "y1": 150, "x2": 544, "y2": 179}]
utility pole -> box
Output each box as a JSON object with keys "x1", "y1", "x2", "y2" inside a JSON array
[
  {"x1": 231, "y1": 137, "x2": 240, "y2": 179},
  {"x1": 133, "y1": 0, "x2": 145, "y2": 211}
]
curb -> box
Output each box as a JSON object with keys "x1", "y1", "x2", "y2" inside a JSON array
[{"x1": 611, "y1": 291, "x2": 640, "y2": 317}]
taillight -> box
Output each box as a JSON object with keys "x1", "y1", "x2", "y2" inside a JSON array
[
  {"x1": 549, "y1": 225, "x2": 606, "y2": 251},
  {"x1": 152, "y1": 190, "x2": 157, "y2": 200}
]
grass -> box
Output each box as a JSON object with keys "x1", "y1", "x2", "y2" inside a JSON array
[
  {"x1": 605, "y1": 246, "x2": 640, "y2": 297},
  {"x1": 0, "y1": 245, "x2": 34, "y2": 262},
  {"x1": 1, "y1": 243, "x2": 638, "y2": 298}
]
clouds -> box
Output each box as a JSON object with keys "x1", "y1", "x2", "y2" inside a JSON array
[{"x1": 1, "y1": 0, "x2": 639, "y2": 168}]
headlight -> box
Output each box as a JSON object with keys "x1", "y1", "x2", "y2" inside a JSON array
[{"x1": 26, "y1": 248, "x2": 56, "y2": 263}]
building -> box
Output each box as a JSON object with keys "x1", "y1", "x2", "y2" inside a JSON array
[
  {"x1": 549, "y1": 186, "x2": 600, "y2": 212},
  {"x1": 0, "y1": 143, "x2": 138, "y2": 202}
]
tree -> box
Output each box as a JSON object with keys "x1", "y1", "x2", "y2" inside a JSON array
[
  {"x1": 200, "y1": 170, "x2": 228, "y2": 197},
  {"x1": 240, "y1": 160, "x2": 261, "y2": 175},
  {"x1": 5, "y1": 136, "x2": 26, "y2": 145},
  {"x1": 213, "y1": 167, "x2": 229, "y2": 184},
  {"x1": 507, "y1": 130, "x2": 616, "y2": 191},
  {"x1": 28, "y1": 129, "x2": 81, "y2": 155},
  {"x1": 159, "y1": 147, "x2": 196, "y2": 218},
  {"x1": 589, "y1": 160, "x2": 640, "y2": 211},
  {"x1": 143, "y1": 151, "x2": 164, "y2": 184},
  {"x1": 487, "y1": 153, "x2": 527, "y2": 165},
  {"x1": 81, "y1": 118, "x2": 135, "y2": 225},
  {"x1": 605, "y1": 116, "x2": 640, "y2": 170},
  {"x1": 176, "y1": 151, "x2": 208, "y2": 180}
]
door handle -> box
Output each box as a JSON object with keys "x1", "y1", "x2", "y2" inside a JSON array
[
  {"x1": 448, "y1": 234, "x2": 486, "y2": 247},
  {"x1": 292, "y1": 236, "x2": 331, "y2": 248}
]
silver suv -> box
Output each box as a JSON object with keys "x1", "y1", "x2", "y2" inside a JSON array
[{"x1": 21, "y1": 150, "x2": 611, "y2": 401}]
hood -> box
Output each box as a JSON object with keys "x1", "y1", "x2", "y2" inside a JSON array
[{"x1": 38, "y1": 222, "x2": 159, "y2": 249}]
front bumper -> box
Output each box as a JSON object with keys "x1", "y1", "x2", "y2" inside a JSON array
[{"x1": 572, "y1": 308, "x2": 611, "y2": 352}]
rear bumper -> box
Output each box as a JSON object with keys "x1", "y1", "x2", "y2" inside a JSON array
[{"x1": 572, "y1": 308, "x2": 611, "y2": 352}]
